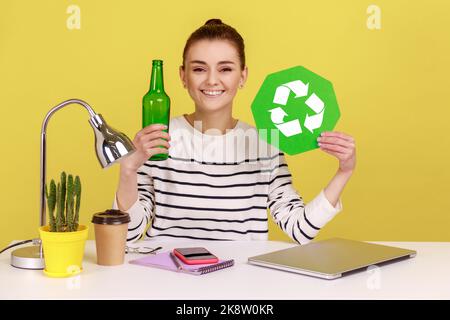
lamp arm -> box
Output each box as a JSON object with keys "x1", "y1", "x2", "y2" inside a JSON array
[{"x1": 40, "y1": 99, "x2": 97, "y2": 227}]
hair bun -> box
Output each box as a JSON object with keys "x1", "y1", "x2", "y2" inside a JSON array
[{"x1": 205, "y1": 18, "x2": 223, "y2": 26}]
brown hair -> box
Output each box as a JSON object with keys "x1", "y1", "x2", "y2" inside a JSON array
[{"x1": 182, "y1": 19, "x2": 246, "y2": 70}]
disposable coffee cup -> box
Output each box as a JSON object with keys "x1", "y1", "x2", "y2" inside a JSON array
[{"x1": 92, "y1": 209, "x2": 130, "y2": 266}]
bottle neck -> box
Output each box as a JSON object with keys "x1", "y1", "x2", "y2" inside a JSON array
[{"x1": 149, "y1": 64, "x2": 164, "y2": 92}]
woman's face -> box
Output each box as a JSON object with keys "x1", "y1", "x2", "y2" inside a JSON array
[{"x1": 180, "y1": 39, "x2": 248, "y2": 114}]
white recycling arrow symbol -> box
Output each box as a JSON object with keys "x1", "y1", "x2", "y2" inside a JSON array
[
  {"x1": 273, "y1": 80, "x2": 309, "y2": 105},
  {"x1": 304, "y1": 93, "x2": 325, "y2": 133},
  {"x1": 268, "y1": 80, "x2": 325, "y2": 136}
]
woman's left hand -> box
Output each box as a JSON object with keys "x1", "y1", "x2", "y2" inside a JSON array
[{"x1": 317, "y1": 131, "x2": 356, "y2": 173}]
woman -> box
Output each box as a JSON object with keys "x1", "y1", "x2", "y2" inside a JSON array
[{"x1": 113, "y1": 19, "x2": 356, "y2": 244}]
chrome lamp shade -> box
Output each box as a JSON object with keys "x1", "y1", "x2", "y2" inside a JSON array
[{"x1": 89, "y1": 113, "x2": 135, "y2": 168}]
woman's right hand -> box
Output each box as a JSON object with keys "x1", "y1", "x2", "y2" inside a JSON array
[{"x1": 120, "y1": 124, "x2": 171, "y2": 173}]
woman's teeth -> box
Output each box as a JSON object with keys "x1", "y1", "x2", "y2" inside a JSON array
[{"x1": 201, "y1": 90, "x2": 224, "y2": 97}]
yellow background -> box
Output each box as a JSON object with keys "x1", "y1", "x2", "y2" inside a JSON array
[{"x1": 1, "y1": 0, "x2": 449, "y2": 249}]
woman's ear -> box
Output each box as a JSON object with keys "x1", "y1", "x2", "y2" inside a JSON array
[
  {"x1": 239, "y1": 66, "x2": 248, "y2": 89},
  {"x1": 179, "y1": 65, "x2": 186, "y2": 88}
]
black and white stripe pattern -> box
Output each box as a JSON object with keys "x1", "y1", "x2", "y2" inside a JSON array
[{"x1": 113, "y1": 116, "x2": 342, "y2": 244}]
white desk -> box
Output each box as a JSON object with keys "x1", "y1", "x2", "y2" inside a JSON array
[{"x1": 1, "y1": 240, "x2": 449, "y2": 300}]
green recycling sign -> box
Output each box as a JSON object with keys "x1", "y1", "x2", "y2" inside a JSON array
[{"x1": 251, "y1": 66, "x2": 340, "y2": 155}]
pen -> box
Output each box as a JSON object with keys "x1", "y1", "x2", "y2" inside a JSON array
[{"x1": 170, "y1": 252, "x2": 183, "y2": 271}]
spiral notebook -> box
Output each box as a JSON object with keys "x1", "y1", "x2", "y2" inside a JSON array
[{"x1": 129, "y1": 251, "x2": 235, "y2": 275}]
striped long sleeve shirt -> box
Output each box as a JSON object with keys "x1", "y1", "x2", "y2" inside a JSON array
[{"x1": 112, "y1": 115, "x2": 342, "y2": 244}]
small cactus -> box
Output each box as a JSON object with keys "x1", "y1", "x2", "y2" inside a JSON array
[
  {"x1": 55, "y1": 182, "x2": 62, "y2": 232},
  {"x1": 45, "y1": 181, "x2": 57, "y2": 232},
  {"x1": 74, "y1": 176, "x2": 81, "y2": 231},
  {"x1": 60, "y1": 172, "x2": 66, "y2": 225},
  {"x1": 44, "y1": 171, "x2": 82, "y2": 232},
  {"x1": 66, "y1": 175, "x2": 74, "y2": 231}
]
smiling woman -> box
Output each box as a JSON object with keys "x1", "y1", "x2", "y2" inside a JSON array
[{"x1": 113, "y1": 19, "x2": 355, "y2": 244}]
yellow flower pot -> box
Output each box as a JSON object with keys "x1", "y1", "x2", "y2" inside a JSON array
[{"x1": 39, "y1": 225, "x2": 88, "y2": 278}]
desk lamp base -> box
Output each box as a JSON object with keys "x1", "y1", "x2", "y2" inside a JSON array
[{"x1": 11, "y1": 245, "x2": 45, "y2": 270}]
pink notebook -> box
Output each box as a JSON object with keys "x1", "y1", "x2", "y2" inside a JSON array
[{"x1": 129, "y1": 251, "x2": 235, "y2": 275}]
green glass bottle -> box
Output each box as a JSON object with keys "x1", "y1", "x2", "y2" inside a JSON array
[{"x1": 142, "y1": 59, "x2": 171, "y2": 161}]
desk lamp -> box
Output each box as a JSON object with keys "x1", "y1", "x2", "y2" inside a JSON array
[{"x1": 10, "y1": 99, "x2": 136, "y2": 269}]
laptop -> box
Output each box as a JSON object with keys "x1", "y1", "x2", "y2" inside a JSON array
[{"x1": 248, "y1": 238, "x2": 417, "y2": 280}]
